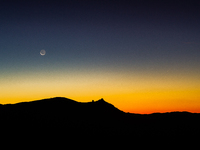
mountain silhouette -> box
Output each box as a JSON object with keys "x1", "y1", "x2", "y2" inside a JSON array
[{"x1": 0, "y1": 97, "x2": 200, "y2": 146}]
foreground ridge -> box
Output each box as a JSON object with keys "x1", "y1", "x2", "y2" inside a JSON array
[{"x1": 0, "y1": 97, "x2": 200, "y2": 143}]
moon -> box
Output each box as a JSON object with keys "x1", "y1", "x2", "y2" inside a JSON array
[{"x1": 40, "y1": 49, "x2": 46, "y2": 56}]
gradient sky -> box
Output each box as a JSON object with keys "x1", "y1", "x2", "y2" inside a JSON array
[{"x1": 1, "y1": 0, "x2": 200, "y2": 114}]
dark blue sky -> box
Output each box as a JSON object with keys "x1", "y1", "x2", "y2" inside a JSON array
[
  {"x1": 1, "y1": 0, "x2": 200, "y2": 71},
  {"x1": 1, "y1": 0, "x2": 200, "y2": 113},
  {"x1": 1, "y1": 2, "x2": 200, "y2": 63}
]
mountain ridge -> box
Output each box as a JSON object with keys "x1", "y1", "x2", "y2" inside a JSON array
[
  {"x1": 0, "y1": 97, "x2": 200, "y2": 143},
  {"x1": 0, "y1": 97, "x2": 124, "y2": 116},
  {"x1": 0, "y1": 97, "x2": 196, "y2": 115}
]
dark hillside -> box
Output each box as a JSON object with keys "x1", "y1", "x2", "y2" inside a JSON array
[{"x1": 0, "y1": 97, "x2": 200, "y2": 145}]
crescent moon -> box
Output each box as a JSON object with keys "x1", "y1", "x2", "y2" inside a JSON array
[{"x1": 40, "y1": 50, "x2": 46, "y2": 56}]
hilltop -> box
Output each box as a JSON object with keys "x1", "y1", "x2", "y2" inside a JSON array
[{"x1": 0, "y1": 97, "x2": 200, "y2": 145}]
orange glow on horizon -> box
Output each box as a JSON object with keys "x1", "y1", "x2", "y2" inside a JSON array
[{"x1": 1, "y1": 69, "x2": 200, "y2": 114}]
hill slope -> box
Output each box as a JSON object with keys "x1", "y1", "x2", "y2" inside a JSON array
[{"x1": 0, "y1": 97, "x2": 200, "y2": 144}]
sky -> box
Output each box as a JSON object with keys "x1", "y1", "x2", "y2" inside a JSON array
[{"x1": 1, "y1": 0, "x2": 200, "y2": 114}]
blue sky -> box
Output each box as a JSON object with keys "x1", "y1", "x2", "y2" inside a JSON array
[{"x1": 1, "y1": 0, "x2": 200, "y2": 113}]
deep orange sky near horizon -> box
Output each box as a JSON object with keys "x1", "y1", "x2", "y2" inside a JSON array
[{"x1": 1, "y1": 68, "x2": 200, "y2": 114}]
